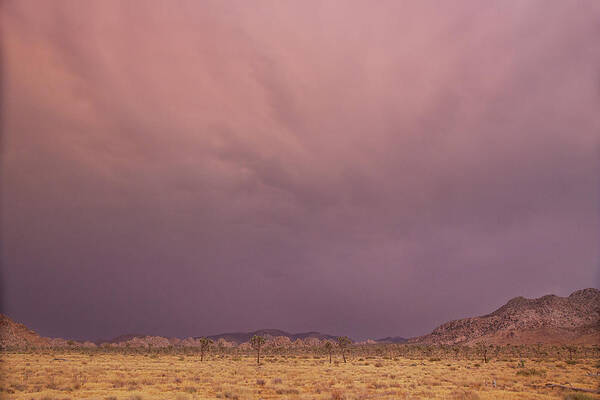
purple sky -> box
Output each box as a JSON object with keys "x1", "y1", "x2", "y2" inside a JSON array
[{"x1": 1, "y1": 1, "x2": 599, "y2": 341}]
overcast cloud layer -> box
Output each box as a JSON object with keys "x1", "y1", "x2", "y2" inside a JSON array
[{"x1": 1, "y1": 0, "x2": 599, "y2": 341}]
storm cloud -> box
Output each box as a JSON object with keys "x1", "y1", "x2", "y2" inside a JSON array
[{"x1": 1, "y1": 0, "x2": 599, "y2": 340}]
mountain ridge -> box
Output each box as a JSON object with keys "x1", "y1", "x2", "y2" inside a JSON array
[
  {"x1": 411, "y1": 288, "x2": 599, "y2": 345},
  {"x1": 201, "y1": 329, "x2": 341, "y2": 344},
  {"x1": 2, "y1": 288, "x2": 597, "y2": 348}
]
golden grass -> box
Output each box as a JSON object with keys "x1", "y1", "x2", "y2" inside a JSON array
[{"x1": 1, "y1": 352, "x2": 598, "y2": 399}]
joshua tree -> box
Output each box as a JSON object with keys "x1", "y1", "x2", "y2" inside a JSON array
[
  {"x1": 394, "y1": 344, "x2": 402, "y2": 358},
  {"x1": 564, "y1": 345, "x2": 577, "y2": 360},
  {"x1": 324, "y1": 341, "x2": 333, "y2": 363},
  {"x1": 337, "y1": 336, "x2": 351, "y2": 363},
  {"x1": 250, "y1": 335, "x2": 266, "y2": 365},
  {"x1": 452, "y1": 346, "x2": 461, "y2": 360},
  {"x1": 478, "y1": 342, "x2": 489, "y2": 363},
  {"x1": 493, "y1": 345, "x2": 502, "y2": 359},
  {"x1": 198, "y1": 337, "x2": 213, "y2": 362}
]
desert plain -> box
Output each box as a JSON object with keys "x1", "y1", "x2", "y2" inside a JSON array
[{"x1": 2, "y1": 347, "x2": 599, "y2": 400}]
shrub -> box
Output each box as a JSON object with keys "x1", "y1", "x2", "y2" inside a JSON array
[
  {"x1": 563, "y1": 394, "x2": 596, "y2": 400},
  {"x1": 516, "y1": 368, "x2": 546, "y2": 377},
  {"x1": 331, "y1": 390, "x2": 345, "y2": 400},
  {"x1": 450, "y1": 390, "x2": 481, "y2": 400},
  {"x1": 275, "y1": 388, "x2": 299, "y2": 395}
]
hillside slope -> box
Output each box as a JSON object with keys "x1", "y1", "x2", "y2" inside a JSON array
[
  {"x1": 0, "y1": 314, "x2": 49, "y2": 348},
  {"x1": 412, "y1": 288, "x2": 600, "y2": 345}
]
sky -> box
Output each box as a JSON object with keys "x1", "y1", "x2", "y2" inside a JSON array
[{"x1": 1, "y1": 0, "x2": 599, "y2": 341}]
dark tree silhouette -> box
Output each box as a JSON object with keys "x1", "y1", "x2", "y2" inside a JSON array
[
  {"x1": 337, "y1": 336, "x2": 351, "y2": 363},
  {"x1": 564, "y1": 345, "x2": 577, "y2": 360},
  {"x1": 478, "y1": 342, "x2": 490, "y2": 363},
  {"x1": 250, "y1": 335, "x2": 266, "y2": 365},
  {"x1": 198, "y1": 337, "x2": 213, "y2": 362},
  {"x1": 324, "y1": 341, "x2": 333, "y2": 363}
]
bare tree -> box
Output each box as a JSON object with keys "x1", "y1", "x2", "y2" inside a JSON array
[
  {"x1": 564, "y1": 345, "x2": 577, "y2": 360},
  {"x1": 198, "y1": 337, "x2": 213, "y2": 362},
  {"x1": 324, "y1": 341, "x2": 333, "y2": 363},
  {"x1": 452, "y1": 346, "x2": 461, "y2": 360},
  {"x1": 337, "y1": 336, "x2": 351, "y2": 363},
  {"x1": 250, "y1": 335, "x2": 266, "y2": 365},
  {"x1": 477, "y1": 342, "x2": 489, "y2": 363}
]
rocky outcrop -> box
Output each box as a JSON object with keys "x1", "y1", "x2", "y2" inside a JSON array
[
  {"x1": 266, "y1": 336, "x2": 292, "y2": 348},
  {"x1": 413, "y1": 288, "x2": 600, "y2": 345},
  {"x1": 0, "y1": 314, "x2": 49, "y2": 348},
  {"x1": 203, "y1": 329, "x2": 341, "y2": 344},
  {"x1": 5, "y1": 288, "x2": 594, "y2": 349}
]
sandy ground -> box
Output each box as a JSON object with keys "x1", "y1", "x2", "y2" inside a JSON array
[{"x1": 1, "y1": 352, "x2": 599, "y2": 399}]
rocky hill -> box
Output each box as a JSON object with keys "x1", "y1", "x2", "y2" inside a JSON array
[
  {"x1": 0, "y1": 314, "x2": 98, "y2": 349},
  {"x1": 203, "y1": 329, "x2": 340, "y2": 344},
  {"x1": 0, "y1": 314, "x2": 49, "y2": 348},
  {"x1": 0, "y1": 314, "x2": 344, "y2": 349},
  {"x1": 96, "y1": 333, "x2": 147, "y2": 344},
  {"x1": 2, "y1": 288, "x2": 597, "y2": 349},
  {"x1": 412, "y1": 288, "x2": 600, "y2": 345}
]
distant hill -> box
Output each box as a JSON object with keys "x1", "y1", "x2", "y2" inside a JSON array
[
  {"x1": 412, "y1": 288, "x2": 600, "y2": 345},
  {"x1": 202, "y1": 329, "x2": 341, "y2": 344},
  {"x1": 375, "y1": 336, "x2": 408, "y2": 344},
  {"x1": 0, "y1": 315, "x2": 344, "y2": 349},
  {"x1": 91, "y1": 329, "x2": 342, "y2": 347},
  {"x1": 3, "y1": 288, "x2": 597, "y2": 349},
  {"x1": 96, "y1": 334, "x2": 148, "y2": 345}
]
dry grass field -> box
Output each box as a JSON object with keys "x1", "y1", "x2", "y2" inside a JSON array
[{"x1": 1, "y1": 351, "x2": 599, "y2": 400}]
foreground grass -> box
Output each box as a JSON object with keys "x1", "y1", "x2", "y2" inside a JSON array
[{"x1": 1, "y1": 352, "x2": 599, "y2": 399}]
